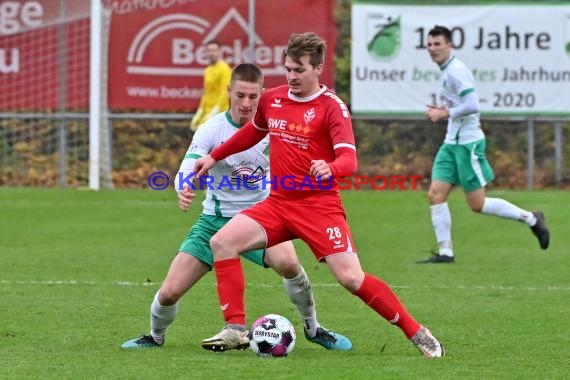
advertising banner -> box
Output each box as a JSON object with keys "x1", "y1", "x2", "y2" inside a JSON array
[
  {"x1": 107, "y1": 0, "x2": 336, "y2": 111},
  {"x1": 351, "y1": 3, "x2": 570, "y2": 116},
  {"x1": 0, "y1": 0, "x2": 336, "y2": 111},
  {"x1": 0, "y1": 0, "x2": 90, "y2": 110}
]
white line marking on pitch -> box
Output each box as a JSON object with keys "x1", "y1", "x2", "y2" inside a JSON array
[{"x1": 1, "y1": 280, "x2": 569, "y2": 291}]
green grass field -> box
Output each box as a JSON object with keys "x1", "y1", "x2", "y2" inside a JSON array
[{"x1": 1, "y1": 188, "x2": 568, "y2": 379}]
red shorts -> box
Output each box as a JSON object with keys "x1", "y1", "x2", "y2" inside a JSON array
[{"x1": 242, "y1": 192, "x2": 357, "y2": 261}]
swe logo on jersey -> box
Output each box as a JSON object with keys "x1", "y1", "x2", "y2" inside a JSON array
[{"x1": 268, "y1": 118, "x2": 287, "y2": 130}]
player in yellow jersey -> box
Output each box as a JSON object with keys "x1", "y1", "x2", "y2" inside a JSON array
[{"x1": 190, "y1": 40, "x2": 232, "y2": 131}]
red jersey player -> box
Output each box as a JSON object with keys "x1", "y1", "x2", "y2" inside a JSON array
[{"x1": 195, "y1": 32, "x2": 444, "y2": 358}]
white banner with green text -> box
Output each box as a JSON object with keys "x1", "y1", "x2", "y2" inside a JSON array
[{"x1": 351, "y1": 3, "x2": 570, "y2": 116}]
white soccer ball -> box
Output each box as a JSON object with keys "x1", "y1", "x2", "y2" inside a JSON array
[{"x1": 249, "y1": 314, "x2": 296, "y2": 357}]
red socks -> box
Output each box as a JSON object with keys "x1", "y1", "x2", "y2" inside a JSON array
[
  {"x1": 354, "y1": 273, "x2": 420, "y2": 339},
  {"x1": 214, "y1": 259, "x2": 421, "y2": 338},
  {"x1": 214, "y1": 258, "x2": 246, "y2": 325}
]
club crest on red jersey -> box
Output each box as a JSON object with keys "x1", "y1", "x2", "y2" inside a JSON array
[{"x1": 304, "y1": 107, "x2": 315, "y2": 124}]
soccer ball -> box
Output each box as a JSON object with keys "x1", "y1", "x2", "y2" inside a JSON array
[{"x1": 249, "y1": 314, "x2": 296, "y2": 357}]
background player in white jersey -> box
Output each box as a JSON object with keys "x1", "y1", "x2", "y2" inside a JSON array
[
  {"x1": 121, "y1": 63, "x2": 351, "y2": 350},
  {"x1": 418, "y1": 25, "x2": 550, "y2": 264}
]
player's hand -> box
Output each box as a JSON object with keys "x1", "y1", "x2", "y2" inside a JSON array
[
  {"x1": 425, "y1": 105, "x2": 449, "y2": 123},
  {"x1": 178, "y1": 184, "x2": 196, "y2": 212},
  {"x1": 193, "y1": 154, "x2": 217, "y2": 181},
  {"x1": 310, "y1": 159, "x2": 332, "y2": 181}
]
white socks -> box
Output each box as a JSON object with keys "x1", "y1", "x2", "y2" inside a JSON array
[
  {"x1": 149, "y1": 291, "x2": 179, "y2": 344},
  {"x1": 431, "y1": 198, "x2": 537, "y2": 258},
  {"x1": 430, "y1": 202, "x2": 453, "y2": 257},
  {"x1": 283, "y1": 266, "x2": 319, "y2": 337},
  {"x1": 482, "y1": 197, "x2": 537, "y2": 226}
]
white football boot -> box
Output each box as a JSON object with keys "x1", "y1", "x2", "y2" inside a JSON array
[
  {"x1": 201, "y1": 324, "x2": 250, "y2": 352},
  {"x1": 410, "y1": 325, "x2": 445, "y2": 358}
]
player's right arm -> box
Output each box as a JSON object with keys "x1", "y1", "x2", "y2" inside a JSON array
[
  {"x1": 178, "y1": 184, "x2": 196, "y2": 212},
  {"x1": 175, "y1": 153, "x2": 198, "y2": 193},
  {"x1": 176, "y1": 153, "x2": 198, "y2": 212},
  {"x1": 175, "y1": 122, "x2": 213, "y2": 210}
]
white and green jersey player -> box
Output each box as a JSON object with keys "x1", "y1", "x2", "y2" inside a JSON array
[
  {"x1": 433, "y1": 54, "x2": 494, "y2": 192},
  {"x1": 419, "y1": 26, "x2": 549, "y2": 265},
  {"x1": 175, "y1": 111, "x2": 270, "y2": 268},
  {"x1": 178, "y1": 111, "x2": 270, "y2": 217}
]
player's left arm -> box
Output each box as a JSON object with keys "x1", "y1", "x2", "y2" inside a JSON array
[
  {"x1": 426, "y1": 69, "x2": 479, "y2": 122},
  {"x1": 448, "y1": 68, "x2": 480, "y2": 118},
  {"x1": 448, "y1": 91, "x2": 479, "y2": 118},
  {"x1": 310, "y1": 147, "x2": 356, "y2": 181},
  {"x1": 310, "y1": 99, "x2": 357, "y2": 180}
]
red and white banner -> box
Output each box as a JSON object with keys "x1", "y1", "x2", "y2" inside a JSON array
[
  {"x1": 0, "y1": 0, "x2": 90, "y2": 110},
  {"x1": 0, "y1": 0, "x2": 336, "y2": 111},
  {"x1": 107, "y1": 0, "x2": 336, "y2": 111}
]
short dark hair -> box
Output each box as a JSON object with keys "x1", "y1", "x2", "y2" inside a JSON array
[
  {"x1": 231, "y1": 63, "x2": 264, "y2": 86},
  {"x1": 428, "y1": 25, "x2": 452, "y2": 43},
  {"x1": 282, "y1": 32, "x2": 326, "y2": 68},
  {"x1": 205, "y1": 40, "x2": 221, "y2": 48}
]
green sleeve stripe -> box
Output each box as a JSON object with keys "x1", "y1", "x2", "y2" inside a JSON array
[
  {"x1": 459, "y1": 88, "x2": 474, "y2": 97},
  {"x1": 184, "y1": 153, "x2": 202, "y2": 159}
]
